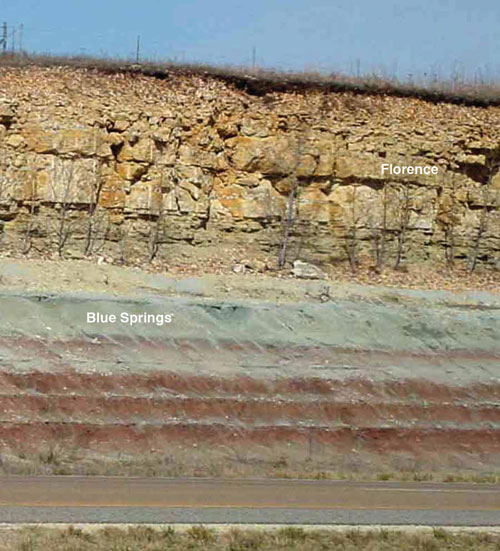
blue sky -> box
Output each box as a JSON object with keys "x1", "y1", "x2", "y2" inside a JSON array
[{"x1": 2, "y1": 0, "x2": 499, "y2": 80}]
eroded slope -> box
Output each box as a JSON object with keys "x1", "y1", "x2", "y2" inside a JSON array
[{"x1": 0, "y1": 271, "x2": 498, "y2": 478}]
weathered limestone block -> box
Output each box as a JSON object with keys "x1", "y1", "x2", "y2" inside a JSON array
[
  {"x1": 212, "y1": 171, "x2": 282, "y2": 220},
  {"x1": 327, "y1": 184, "x2": 377, "y2": 227},
  {"x1": 216, "y1": 116, "x2": 239, "y2": 139},
  {"x1": 292, "y1": 260, "x2": 327, "y2": 280},
  {"x1": 175, "y1": 165, "x2": 213, "y2": 189},
  {"x1": 467, "y1": 188, "x2": 497, "y2": 208},
  {"x1": 227, "y1": 136, "x2": 298, "y2": 175},
  {"x1": 214, "y1": 183, "x2": 245, "y2": 219},
  {"x1": 23, "y1": 127, "x2": 107, "y2": 157},
  {"x1": 128, "y1": 120, "x2": 152, "y2": 135},
  {"x1": 195, "y1": 126, "x2": 225, "y2": 151},
  {"x1": 5, "y1": 134, "x2": 25, "y2": 149},
  {"x1": 227, "y1": 135, "x2": 320, "y2": 177},
  {"x1": 491, "y1": 172, "x2": 500, "y2": 190},
  {"x1": 409, "y1": 210, "x2": 435, "y2": 232},
  {"x1": 155, "y1": 142, "x2": 180, "y2": 166},
  {"x1": 334, "y1": 154, "x2": 384, "y2": 181},
  {"x1": 54, "y1": 129, "x2": 109, "y2": 158},
  {"x1": 177, "y1": 144, "x2": 219, "y2": 169},
  {"x1": 152, "y1": 127, "x2": 175, "y2": 144},
  {"x1": 298, "y1": 186, "x2": 331, "y2": 223},
  {"x1": 112, "y1": 119, "x2": 131, "y2": 132},
  {"x1": 106, "y1": 132, "x2": 125, "y2": 147},
  {"x1": 239, "y1": 115, "x2": 275, "y2": 138},
  {"x1": 241, "y1": 182, "x2": 283, "y2": 219},
  {"x1": 236, "y1": 175, "x2": 261, "y2": 188},
  {"x1": 209, "y1": 197, "x2": 233, "y2": 221},
  {"x1": 117, "y1": 138, "x2": 154, "y2": 163},
  {"x1": 313, "y1": 138, "x2": 342, "y2": 177},
  {"x1": 176, "y1": 188, "x2": 197, "y2": 214},
  {"x1": 22, "y1": 127, "x2": 56, "y2": 154},
  {"x1": 163, "y1": 166, "x2": 213, "y2": 214},
  {"x1": 99, "y1": 175, "x2": 127, "y2": 209},
  {"x1": 163, "y1": 187, "x2": 197, "y2": 214},
  {"x1": 408, "y1": 187, "x2": 437, "y2": 213},
  {"x1": 0, "y1": 165, "x2": 21, "y2": 220},
  {"x1": 36, "y1": 157, "x2": 99, "y2": 204},
  {"x1": 456, "y1": 152, "x2": 487, "y2": 165},
  {"x1": 437, "y1": 190, "x2": 461, "y2": 226},
  {"x1": 335, "y1": 153, "x2": 442, "y2": 187},
  {"x1": 296, "y1": 151, "x2": 318, "y2": 178},
  {"x1": 178, "y1": 181, "x2": 201, "y2": 201},
  {"x1": 488, "y1": 203, "x2": 500, "y2": 236},
  {"x1": 0, "y1": 101, "x2": 16, "y2": 126},
  {"x1": 163, "y1": 190, "x2": 178, "y2": 213},
  {"x1": 127, "y1": 181, "x2": 162, "y2": 214},
  {"x1": 116, "y1": 162, "x2": 148, "y2": 181}
]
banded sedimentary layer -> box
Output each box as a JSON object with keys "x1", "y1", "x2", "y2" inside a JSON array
[{"x1": 0, "y1": 289, "x2": 498, "y2": 475}]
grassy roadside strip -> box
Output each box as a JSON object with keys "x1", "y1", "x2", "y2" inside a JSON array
[
  {"x1": 1, "y1": 449, "x2": 499, "y2": 484},
  {"x1": 1, "y1": 525, "x2": 499, "y2": 550}
]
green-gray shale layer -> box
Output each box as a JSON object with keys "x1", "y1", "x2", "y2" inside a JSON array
[{"x1": 0, "y1": 286, "x2": 499, "y2": 384}]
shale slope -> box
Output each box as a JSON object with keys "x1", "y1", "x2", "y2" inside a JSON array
[{"x1": 0, "y1": 268, "x2": 498, "y2": 478}]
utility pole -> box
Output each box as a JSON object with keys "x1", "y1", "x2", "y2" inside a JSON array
[
  {"x1": 10, "y1": 27, "x2": 15, "y2": 52},
  {"x1": 251, "y1": 46, "x2": 256, "y2": 71},
  {"x1": 1, "y1": 22, "x2": 7, "y2": 55},
  {"x1": 135, "y1": 34, "x2": 141, "y2": 63},
  {"x1": 19, "y1": 24, "x2": 23, "y2": 53}
]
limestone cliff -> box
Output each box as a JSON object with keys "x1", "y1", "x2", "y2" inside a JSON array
[{"x1": 0, "y1": 66, "x2": 499, "y2": 271}]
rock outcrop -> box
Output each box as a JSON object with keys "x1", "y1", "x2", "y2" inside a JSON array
[{"x1": 0, "y1": 66, "x2": 499, "y2": 270}]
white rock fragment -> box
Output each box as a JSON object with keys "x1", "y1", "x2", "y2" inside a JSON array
[
  {"x1": 231, "y1": 264, "x2": 246, "y2": 274},
  {"x1": 291, "y1": 260, "x2": 327, "y2": 280}
]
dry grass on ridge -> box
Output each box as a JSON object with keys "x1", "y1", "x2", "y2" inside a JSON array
[{"x1": 2, "y1": 52, "x2": 500, "y2": 106}]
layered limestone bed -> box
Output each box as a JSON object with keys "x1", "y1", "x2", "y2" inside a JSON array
[
  {"x1": 0, "y1": 66, "x2": 499, "y2": 271},
  {"x1": 0, "y1": 284, "x2": 498, "y2": 476}
]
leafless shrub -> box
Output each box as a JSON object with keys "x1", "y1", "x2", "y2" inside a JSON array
[
  {"x1": 277, "y1": 132, "x2": 305, "y2": 270},
  {"x1": 444, "y1": 225, "x2": 456, "y2": 269},
  {"x1": 21, "y1": 163, "x2": 38, "y2": 255},
  {"x1": 116, "y1": 222, "x2": 129, "y2": 265},
  {"x1": 0, "y1": 149, "x2": 7, "y2": 247},
  {"x1": 443, "y1": 176, "x2": 460, "y2": 270},
  {"x1": 47, "y1": 160, "x2": 77, "y2": 258},
  {"x1": 148, "y1": 193, "x2": 165, "y2": 264},
  {"x1": 394, "y1": 183, "x2": 411, "y2": 270},
  {"x1": 277, "y1": 179, "x2": 298, "y2": 269},
  {"x1": 468, "y1": 160, "x2": 498, "y2": 273},
  {"x1": 371, "y1": 184, "x2": 389, "y2": 272},
  {"x1": 84, "y1": 156, "x2": 106, "y2": 257},
  {"x1": 344, "y1": 185, "x2": 361, "y2": 274}
]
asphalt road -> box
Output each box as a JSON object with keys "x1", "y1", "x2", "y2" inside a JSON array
[{"x1": 0, "y1": 477, "x2": 499, "y2": 526}]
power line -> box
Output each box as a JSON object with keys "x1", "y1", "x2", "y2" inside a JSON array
[
  {"x1": 0, "y1": 22, "x2": 25, "y2": 53},
  {"x1": 1, "y1": 22, "x2": 7, "y2": 54}
]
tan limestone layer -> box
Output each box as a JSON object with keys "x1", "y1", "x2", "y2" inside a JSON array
[{"x1": 0, "y1": 66, "x2": 499, "y2": 268}]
